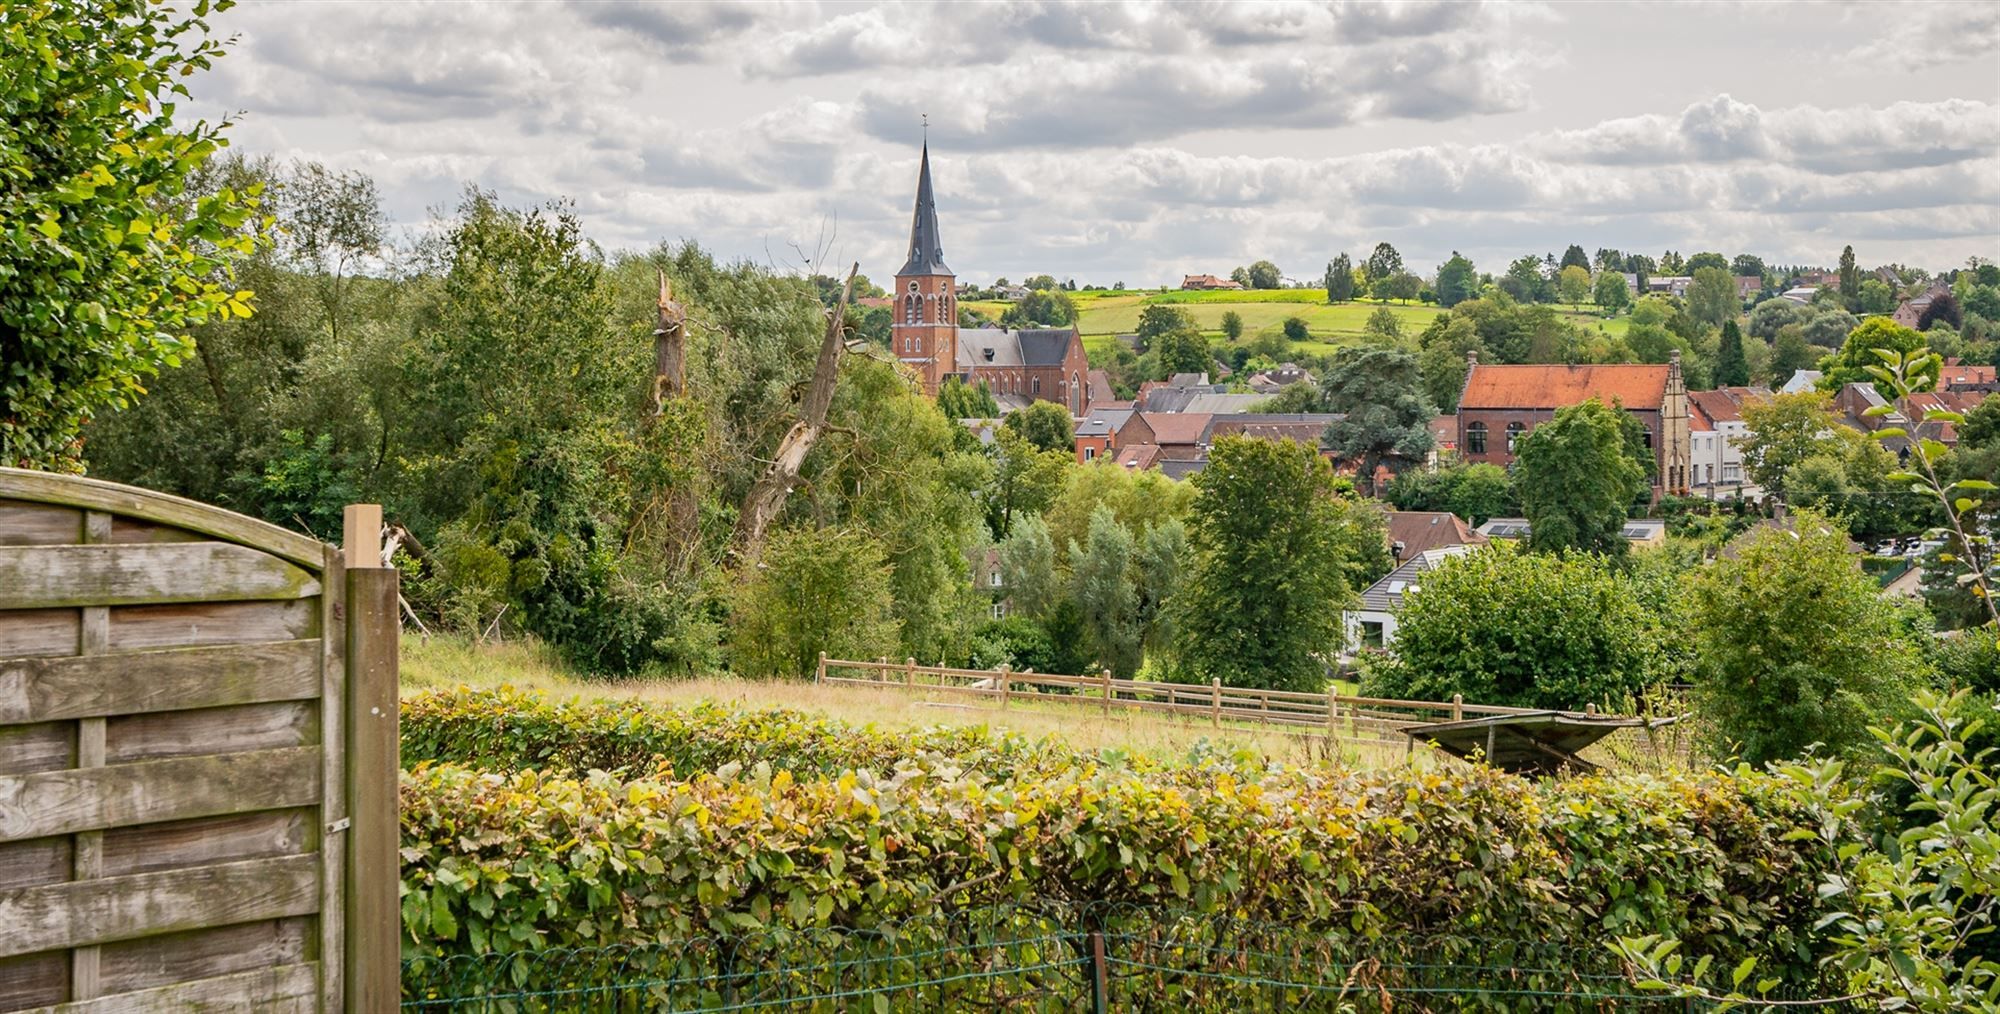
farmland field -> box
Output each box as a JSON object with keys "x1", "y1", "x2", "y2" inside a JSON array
[{"x1": 974, "y1": 288, "x2": 1629, "y2": 345}]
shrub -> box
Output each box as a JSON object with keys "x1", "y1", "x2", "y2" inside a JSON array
[
  {"x1": 400, "y1": 756, "x2": 1852, "y2": 997},
  {"x1": 400, "y1": 686, "x2": 1081, "y2": 782},
  {"x1": 1362, "y1": 543, "x2": 1658, "y2": 709}
]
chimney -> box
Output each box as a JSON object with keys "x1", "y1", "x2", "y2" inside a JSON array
[{"x1": 1465, "y1": 349, "x2": 1479, "y2": 368}]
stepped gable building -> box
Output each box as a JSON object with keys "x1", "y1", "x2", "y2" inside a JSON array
[
  {"x1": 892, "y1": 144, "x2": 1091, "y2": 415},
  {"x1": 1455, "y1": 352, "x2": 1691, "y2": 496}
]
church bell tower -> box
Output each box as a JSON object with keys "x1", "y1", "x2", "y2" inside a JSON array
[{"x1": 893, "y1": 143, "x2": 957, "y2": 395}]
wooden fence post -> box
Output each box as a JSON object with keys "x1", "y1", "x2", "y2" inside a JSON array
[
  {"x1": 998, "y1": 664, "x2": 1011, "y2": 709},
  {"x1": 1210, "y1": 678, "x2": 1222, "y2": 728},
  {"x1": 817, "y1": 651, "x2": 826, "y2": 684},
  {"x1": 1326, "y1": 688, "x2": 1339, "y2": 733},
  {"x1": 343, "y1": 505, "x2": 399, "y2": 1013},
  {"x1": 1101, "y1": 669, "x2": 1112, "y2": 716},
  {"x1": 1451, "y1": 693, "x2": 1464, "y2": 722}
]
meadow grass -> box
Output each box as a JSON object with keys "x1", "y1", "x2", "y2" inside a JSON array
[{"x1": 401, "y1": 636, "x2": 1417, "y2": 770}]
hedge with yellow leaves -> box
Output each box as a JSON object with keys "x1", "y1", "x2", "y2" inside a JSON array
[{"x1": 400, "y1": 748, "x2": 1853, "y2": 994}]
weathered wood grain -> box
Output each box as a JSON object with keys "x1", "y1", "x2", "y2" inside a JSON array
[
  {"x1": 21, "y1": 961, "x2": 319, "y2": 1013},
  {"x1": 101, "y1": 810, "x2": 310, "y2": 878},
  {"x1": 0, "y1": 611, "x2": 79, "y2": 660},
  {"x1": 0, "y1": 641, "x2": 321, "y2": 725},
  {"x1": 106, "y1": 701, "x2": 316, "y2": 763},
  {"x1": 0, "y1": 544, "x2": 320, "y2": 610},
  {"x1": 0, "y1": 502, "x2": 81, "y2": 547},
  {"x1": 0, "y1": 951, "x2": 65, "y2": 1011},
  {"x1": 104, "y1": 517, "x2": 202, "y2": 546},
  {"x1": 0, "y1": 724, "x2": 70, "y2": 777},
  {"x1": 345, "y1": 565, "x2": 400, "y2": 1013},
  {"x1": 0, "y1": 746, "x2": 320, "y2": 843},
  {"x1": 107, "y1": 601, "x2": 316, "y2": 652},
  {"x1": 0, "y1": 469, "x2": 326, "y2": 569},
  {"x1": 0, "y1": 837, "x2": 70, "y2": 890},
  {"x1": 0, "y1": 852, "x2": 320, "y2": 957},
  {"x1": 97, "y1": 918, "x2": 309, "y2": 996},
  {"x1": 315, "y1": 542, "x2": 346, "y2": 1014}
]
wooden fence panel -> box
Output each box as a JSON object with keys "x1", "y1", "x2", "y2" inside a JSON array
[{"x1": 0, "y1": 472, "x2": 395, "y2": 1012}]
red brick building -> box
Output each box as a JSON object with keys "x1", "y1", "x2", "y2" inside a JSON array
[
  {"x1": 891, "y1": 144, "x2": 1091, "y2": 415},
  {"x1": 1454, "y1": 353, "x2": 1691, "y2": 495}
]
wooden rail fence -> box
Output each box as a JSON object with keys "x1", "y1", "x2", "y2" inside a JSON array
[{"x1": 815, "y1": 655, "x2": 1548, "y2": 748}]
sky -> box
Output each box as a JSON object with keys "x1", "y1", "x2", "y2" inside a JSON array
[{"x1": 184, "y1": 0, "x2": 2000, "y2": 287}]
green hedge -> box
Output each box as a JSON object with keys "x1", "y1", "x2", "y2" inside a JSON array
[
  {"x1": 400, "y1": 754, "x2": 1852, "y2": 994},
  {"x1": 401, "y1": 685, "x2": 1088, "y2": 781}
]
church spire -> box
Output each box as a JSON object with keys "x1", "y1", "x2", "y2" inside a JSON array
[{"x1": 899, "y1": 142, "x2": 950, "y2": 276}]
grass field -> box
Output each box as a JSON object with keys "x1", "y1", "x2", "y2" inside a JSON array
[
  {"x1": 973, "y1": 289, "x2": 1628, "y2": 345},
  {"x1": 401, "y1": 636, "x2": 1411, "y2": 769}
]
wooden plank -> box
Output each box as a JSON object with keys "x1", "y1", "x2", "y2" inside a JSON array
[
  {"x1": 0, "y1": 469, "x2": 326, "y2": 569},
  {"x1": 0, "y1": 746, "x2": 321, "y2": 843},
  {"x1": 108, "y1": 600, "x2": 316, "y2": 652},
  {"x1": 0, "y1": 837, "x2": 70, "y2": 890},
  {"x1": 0, "y1": 544, "x2": 321, "y2": 610},
  {"x1": 103, "y1": 516, "x2": 203, "y2": 546},
  {"x1": 21, "y1": 961, "x2": 319, "y2": 1013},
  {"x1": 106, "y1": 701, "x2": 315, "y2": 763},
  {"x1": 98, "y1": 918, "x2": 310, "y2": 996},
  {"x1": 101, "y1": 810, "x2": 311, "y2": 878},
  {"x1": 0, "y1": 502, "x2": 81, "y2": 547},
  {"x1": 345, "y1": 564, "x2": 399, "y2": 1013},
  {"x1": 0, "y1": 951, "x2": 65, "y2": 1011},
  {"x1": 316, "y1": 543, "x2": 345, "y2": 1014},
  {"x1": 0, "y1": 724, "x2": 71, "y2": 776},
  {"x1": 0, "y1": 640, "x2": 322, "y2": 724},
  {"x1": 0, "y1": 610, "x2": 79, "y2": 660},
  {"x1": 0, "y1": 852, "x2": 321, "y2": 957}
]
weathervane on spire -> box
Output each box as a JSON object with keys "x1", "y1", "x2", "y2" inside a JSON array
[{"x1": 921, "y1": 113, "x2": 928, "y2": 141}]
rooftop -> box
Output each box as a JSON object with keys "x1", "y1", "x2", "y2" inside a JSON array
[{"x1": 1459, "y1": 364, "x2": 1671, "y2": 411}]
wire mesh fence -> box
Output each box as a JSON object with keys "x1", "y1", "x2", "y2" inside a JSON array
[{"x1": 400, "y1": 903, "x2": 1857, "y2": 1012}]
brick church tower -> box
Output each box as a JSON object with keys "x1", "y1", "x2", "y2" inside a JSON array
[{"x1": 892, "y1": 143, "x2": 957, "y2": 395}]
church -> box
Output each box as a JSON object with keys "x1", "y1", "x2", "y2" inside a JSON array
[{"x1": 892, "y1": 144, "x2": 1092, "y2": 417}]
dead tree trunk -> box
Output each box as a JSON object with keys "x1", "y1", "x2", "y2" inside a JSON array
[
  {"x1": 735, "y1": 262, "x2": 856, "y2": 563},
  {"x1": 652, "y1": 271, "x2": 687, "y2": 412}
]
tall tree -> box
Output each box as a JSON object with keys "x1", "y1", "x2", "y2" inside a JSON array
[
  {"x1": 1246, "y1": 260, "x2": 1282, "y2": 290},
  {"x1": 1365, "y1": 242, "x2": 1403, "y2": 285},
  {"x1": 1684, "y1": 252, "x2": 1729, "y2": 274},
  {"x1": 1435, "y1": 251, "x2": 1477, "y2": 308},
  {"x1": 1377, "y1": 271, "x2": 1423, "y2": 303},
  {"x1": 937, "y1": 377, "x2": 1000, "y2": 419},
  {"x1": 2, "y1": 0, "x2": 266, "y2": 470},
  {"x1": 999, "y1": 288, "x2": 1076, "y2": 327},
  {"x1": 1737, "y1": 390, "x2": 1837, "y2": 493},
  {"x1": 1514, "y1": 399, "x2": 1648, "y2": 556},
  {"x1": 1500, "y1": 255, "x2": 1550, "y2": 303},
  {"x1": 1821, "y1": 317, "x2": 1933, "y2": 393},
  {"x1": 1716, "y1": 320, "x2": 1750, "y2": 386},
  {"x1": 1690, "y1": 508, "x2": 1917, "y2": 764},
  {"x1": 1594, "y1": 269, "x2": 1631, "y2": 312},
  {"x1": 1730, "y1": 254, "x2": 1766, "y2": 281},
  {"x1": 1557, "y1": 265, "x2": 1592, "y2": 308},
  {"x1": 1155, "y1": 324, "x2": 1212, "y2": 376},
  {"x1": 1686, "y1": 266, "x2": 1738, "y2": 328},
  {"x1": 1069, "y1": 506, "x2": 1142, "y2": 678},
  {"x1": 1415, "y1": 314, "x2": 1484, "y2": 412},
  {"x1": 1173, "y1": 437, "x2": 1377, "y2": 691},
  {"x1": 1320, "y1": 345, "x2": 1436, "y2": 495},
  {"x1": 1325, "y1": 254, "x2": 1355, "y2": 302},
  {"x1": 1220, "y1": 310, "x2": 1244, "y2": 340},
  {"x1": 996, "y1": 513, "x2": 1059, "y2": 619},
  {"x1": 1001, "y1": 400, "x2": 1075, "y2": 453},
  {"x1": 1838, "y1": 245, "x2": 1860, "y2": 300},
  {"x1": 731, "y1": 525, "x2": 899, "y2": 678},
  {"x1": 1135, "y1": 304, "x2": 1196, "y2": 351},
  {"x1": 1559, "y1": 244, "x2": 1590, "y2": 271}
]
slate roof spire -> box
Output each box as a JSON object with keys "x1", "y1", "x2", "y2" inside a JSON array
[{"x1": 899, "y1": 142, "x2": 950, "y2": 276}]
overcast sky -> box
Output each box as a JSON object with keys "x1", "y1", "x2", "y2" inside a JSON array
[{"x1": 187, "y1": 0, "x2": 1999, "y2": 286}]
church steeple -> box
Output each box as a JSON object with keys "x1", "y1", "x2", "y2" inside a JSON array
[{"x1": 899, "y1": 143, "x2": 950, "y2": 276}]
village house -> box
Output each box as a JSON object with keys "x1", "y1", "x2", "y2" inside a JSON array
[
  {"x1": 1940, "y1": 361, "x2": 1998, "y2": 394},
  {"x1": 891, "y1": 144, "x2": 1091, "y2": 415},
  {"x1": 1343, "y1": 545, "x2": 1475, "y2": 651},
  {"x1": 1687, "y1": 387, "x2": 1769, "y2": 491},
  {"x1": 1181, "y1": 273, "x2": 1243, "y2": 291},
  {"x1": 1454, "y1": 353, "x2": 1692, "y2": 495},
  {"x1": 1381, "y1": 510, "x2": 1487, "y2": 563},
  {"x1": 1891, "y1": 284, "x2": 1951, "y2": 329}
]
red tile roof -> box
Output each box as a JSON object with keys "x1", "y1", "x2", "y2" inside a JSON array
[
  {"x1": 1138, "y1": 412, "x2": 1213, "y2": 446},
  {"x1": 1383, "y1": 510, "x2": 1488, "y2": 558},
  {"x1": 1459, "y1": 364, "x2": 1670, "y2": 411},
  {"x1": 1687, "y1": 387, "x2": 1767, "y2": 428},
  {"x1": 1116, "y1": 444, "x2": 1161, "y2": 470},
  {"x1": 1943, "y1": 364, "x2": 1996, "y2": 388}
]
